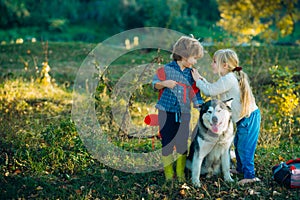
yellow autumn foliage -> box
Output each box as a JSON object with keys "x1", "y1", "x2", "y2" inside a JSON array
[{"x1": 217, "y1": 0, "x2": 299, "y2": 43}]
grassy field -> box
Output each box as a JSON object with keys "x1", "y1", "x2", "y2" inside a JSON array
[{"x1": 0, "y1": 42, "x2": 300, "y2": 199}]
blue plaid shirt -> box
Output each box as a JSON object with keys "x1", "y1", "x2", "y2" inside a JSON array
[{"x1": 152, "y1": 61, "x2": 204, "y2": 114}]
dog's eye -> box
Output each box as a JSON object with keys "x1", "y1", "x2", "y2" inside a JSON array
[{"x1": 208, "y1": 110, "x2": 212, "y2": 114}]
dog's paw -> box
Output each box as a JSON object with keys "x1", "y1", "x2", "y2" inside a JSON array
[{"x1": 192, "y1": 178, "x2": 201, "y2": 188}]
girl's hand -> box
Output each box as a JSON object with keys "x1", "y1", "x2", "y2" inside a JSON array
[{"x1": 192, "y1": 68, "x2": 204, "y2": 81}]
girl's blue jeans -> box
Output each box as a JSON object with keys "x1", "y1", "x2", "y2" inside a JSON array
[{"x1": 234, "y1": 109, "x2": 261, "y2": 179}]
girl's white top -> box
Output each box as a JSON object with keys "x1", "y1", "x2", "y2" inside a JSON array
[{"x1": 196, "y1": 72, "x2": 258, "y2": 123}]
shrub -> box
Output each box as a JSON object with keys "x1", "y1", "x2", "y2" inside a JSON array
[{"x1": 262, "y1": 65, "x2": 299, "y2": 144}]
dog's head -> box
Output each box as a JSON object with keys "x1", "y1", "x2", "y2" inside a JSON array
[{"x1": 199, "y1": 98, "x2": 233, "y2": 135}]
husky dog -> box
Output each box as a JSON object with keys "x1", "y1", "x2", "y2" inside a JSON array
[{"x1": 186, "y1": 99, "x2": 234, "y2": 187}]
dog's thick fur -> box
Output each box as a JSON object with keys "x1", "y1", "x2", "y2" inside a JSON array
[{"x1": 186, "y1": 99, "x2": 234, "y2": 187}]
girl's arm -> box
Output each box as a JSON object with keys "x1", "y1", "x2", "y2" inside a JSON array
[{"x1": 196, "y1": 74, "x2": 235, "y2": 97}]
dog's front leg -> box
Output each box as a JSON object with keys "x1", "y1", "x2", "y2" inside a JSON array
[
  {"x1": 191, "y1": 140, "x2": 214, "y2": 187},
  {"x1": 191, "y1": 151, "x2": 203, "y2": 187},
  {"x1": 221, "y1": 150, "x2": 234, "y2": 182}
]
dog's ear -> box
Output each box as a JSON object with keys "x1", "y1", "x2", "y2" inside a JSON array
[{"x1": 223, "y1": 98, "x2": 233, "y2": 109}]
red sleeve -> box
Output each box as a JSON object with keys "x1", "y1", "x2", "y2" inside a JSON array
[
  {"x1": 157, "y1": 67, "x2": 165, "y2": 99},
  {"x1": 157, "y1": 67, "x2": 165, "y2": 81}
]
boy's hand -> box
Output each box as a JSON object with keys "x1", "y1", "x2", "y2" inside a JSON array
[
  {"x1": 154, "y1": 80, "x2": 177, "y2": 90},
  {"x1": 163, "y1": 80, "x2": 177, "y2": 89}
]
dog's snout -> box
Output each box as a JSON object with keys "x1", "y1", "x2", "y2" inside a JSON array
[{"x1": 212, "y1": 116, "x2": 218, "y2": 124}]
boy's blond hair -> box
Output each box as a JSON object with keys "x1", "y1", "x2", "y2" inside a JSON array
[
  {"x1": 172, "y1": 36, "x2": 204, "y2": 61},
  {"x1": 214, "y1": 49, "x2": 255, "y2": 118}
]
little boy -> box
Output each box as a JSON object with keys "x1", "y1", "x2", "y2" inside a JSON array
[{"x1": 152, "y1": 36, "x2": 204, "y2": 182}]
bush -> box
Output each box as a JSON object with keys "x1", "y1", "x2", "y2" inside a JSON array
[{"x1": 261, "y1": 65, "x2": 300, "y2": 145}]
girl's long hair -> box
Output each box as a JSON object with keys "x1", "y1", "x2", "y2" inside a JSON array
[{"x1": 214, "y1": 49, "x2": 255, "y2": 118}]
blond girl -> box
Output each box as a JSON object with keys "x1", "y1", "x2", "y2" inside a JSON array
[{"x1": 192, "y1": 49, "x2": 261, "y2": 185}]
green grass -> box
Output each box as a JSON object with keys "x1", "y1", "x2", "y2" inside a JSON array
[{"x1": 0, "y1": 42, "x2": 300, "y2": 199}]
